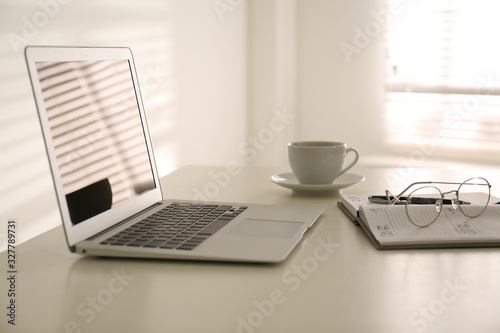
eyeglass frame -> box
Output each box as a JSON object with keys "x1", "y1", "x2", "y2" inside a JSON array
[{"x1": 383, "y1": 177, "x2": 491, "y2": 228}]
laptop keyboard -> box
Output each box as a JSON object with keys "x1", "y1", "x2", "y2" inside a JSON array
[{"x1": 100, "y1": 203, "x2": 247, "y2": 251}]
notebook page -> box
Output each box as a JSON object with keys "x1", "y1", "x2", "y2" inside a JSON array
[
  {"x1": 340, "y1": 195, "x2": 371, "y2": 217},
  {"x1": 359, "y1": 205, "x2": 500, "y2": 244}
]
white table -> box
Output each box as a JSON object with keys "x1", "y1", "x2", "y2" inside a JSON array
[{"x1": 2, "y1": 165, "x2": 500, "y2": 333}]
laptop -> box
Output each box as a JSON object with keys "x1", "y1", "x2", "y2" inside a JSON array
[{"x1": 24, "y1": 46, "x2": 323, "y2": 263}]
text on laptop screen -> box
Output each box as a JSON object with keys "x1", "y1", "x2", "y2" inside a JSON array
[{"x1": 35, "y1": 60, "x2": 155, "y2": 225}]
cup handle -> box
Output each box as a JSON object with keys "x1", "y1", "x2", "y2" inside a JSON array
[{"x1": 338, "y1": 147, "x2": 359, "y2": 177}]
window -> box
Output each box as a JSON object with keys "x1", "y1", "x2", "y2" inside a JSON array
[{"x1": 385, "y1": 0, "x2": 500, "y2": 161}]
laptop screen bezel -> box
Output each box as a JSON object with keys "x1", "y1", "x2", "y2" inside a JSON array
[{"x1": 24, "y1": 46, "x2": 164, "y2": 247}]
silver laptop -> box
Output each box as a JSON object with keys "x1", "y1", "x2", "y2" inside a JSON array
[{"x1": 24, "y1": 46, "x2": 323, "y2": 263}]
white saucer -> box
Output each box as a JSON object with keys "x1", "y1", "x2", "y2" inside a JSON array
[{"x1": 270, "y1": 172, "x2": 365, "y2": 195}]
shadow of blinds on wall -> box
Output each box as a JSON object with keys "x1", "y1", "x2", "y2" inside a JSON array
[
  {"x1": 37, "y1": 60, "x2": 152, "y2": 206},
  {"x1": 385, "y1": 0, "x2": 500, "y2": 161}
]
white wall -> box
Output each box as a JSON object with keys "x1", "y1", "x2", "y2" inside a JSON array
[
  {"x1": 246, "y1": 0, "x2": 388, "y2": 168},
  {"x1": 295, "y1": 0, "x2": 387, "y2": 156}
]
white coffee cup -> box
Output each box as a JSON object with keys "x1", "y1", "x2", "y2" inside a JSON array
[{"x1": 287, "y1": 141, "x2": 359, "y2": 185}]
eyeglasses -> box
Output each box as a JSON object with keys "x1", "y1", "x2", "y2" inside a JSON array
[{"x1": 382, "y1": 177, "x2": 491, "y2": 228}]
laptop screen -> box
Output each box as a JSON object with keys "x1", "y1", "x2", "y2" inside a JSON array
[{"x1": 35, "y1": 59, "x2": 155, "y2": 225}]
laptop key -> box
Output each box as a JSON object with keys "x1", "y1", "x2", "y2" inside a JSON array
[
  {"x1": 144, "y1": 240, "x2": 166, "y2": 248},
  {"x1": 128, "y1": 240, "x2": 149, "y2": 247},
  {"x1": 159, "y1": 243, "x2": 177, "y2": 249},
  {"x1": 198, "y1": 218, "x2": 232, "y2": 235}
]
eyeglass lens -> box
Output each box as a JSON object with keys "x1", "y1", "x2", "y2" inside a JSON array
[
  {"x1": 406, "y1": 186, "x2": 442, "y2": 227},
  {"x1": 457, "y1": 177, "x2": 490, "y2": 218}
]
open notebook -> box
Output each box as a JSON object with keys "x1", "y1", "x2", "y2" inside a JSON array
[{"x1": 339, "y1": 194, "x2": 500, "y2": 249}]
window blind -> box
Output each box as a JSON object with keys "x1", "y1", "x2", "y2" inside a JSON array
[{"x1": 385, "y1": 0, "x2": 500, "y2": 159}]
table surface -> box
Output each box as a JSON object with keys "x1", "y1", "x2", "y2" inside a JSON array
[{"x1": 2, "y1": 165, "x2": 500, "y2": 333}]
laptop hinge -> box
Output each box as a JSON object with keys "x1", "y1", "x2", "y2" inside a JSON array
[{"x1": 86, "y1": 202, "x2": 163, "y2": 241}]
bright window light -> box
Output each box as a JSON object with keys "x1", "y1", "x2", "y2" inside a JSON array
[{"x1": 385, "y1": 0, "x2": 500, "y2": 158}]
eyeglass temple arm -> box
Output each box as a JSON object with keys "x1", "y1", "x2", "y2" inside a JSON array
[
  {"x1": 424, "y1": 180, "x2": 490, "y2": 188},
  {"x1": 385, "y1": 179, "x2": 491, "y2": 204},
  {"x1": 385, "y1": 181, "x2": 433, "y2": 204}
]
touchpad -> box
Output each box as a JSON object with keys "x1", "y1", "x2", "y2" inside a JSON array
[{"x1": 229, "y1": 219, "x2": 303, "y2": 239}]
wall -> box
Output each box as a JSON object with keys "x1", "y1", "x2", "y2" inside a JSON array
[
  {"x1": 246, "y1": 0, "x2": 388, "y2": 168},
  {"x1": 295, "y1": 0, "x2": 387, "y2": 155}
]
